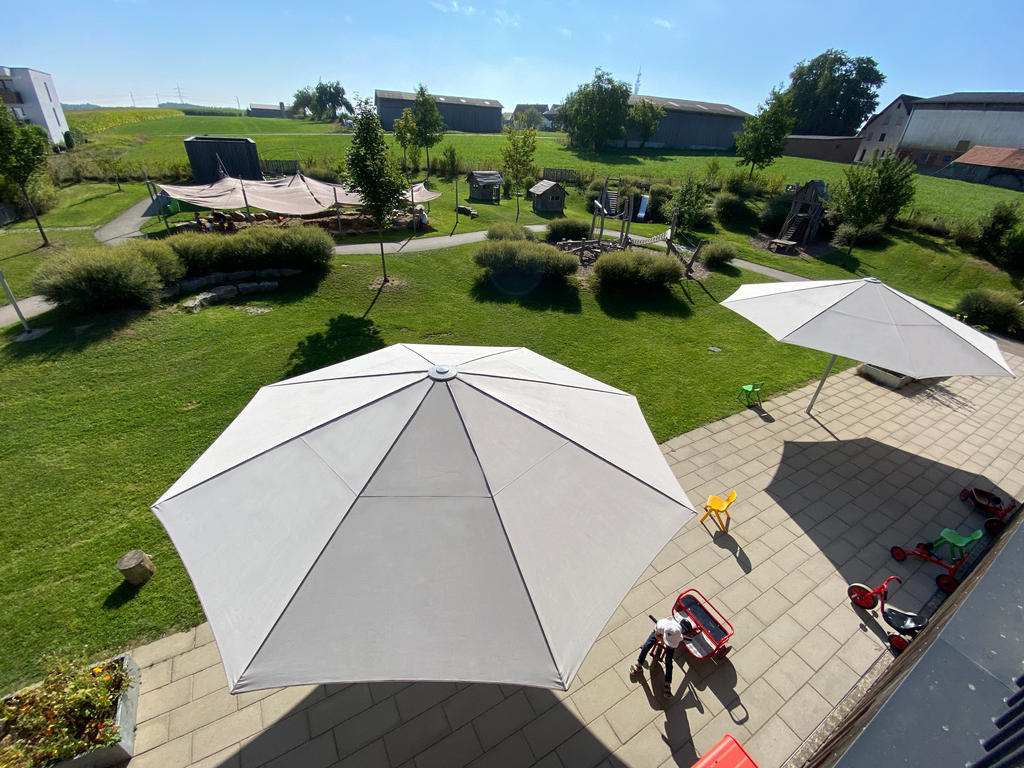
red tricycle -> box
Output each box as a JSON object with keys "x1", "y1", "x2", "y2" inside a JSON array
[
  {"x1": 847, "y1": 576, "x2": 928, "y2": 654},
  {"x1": 890, "y1": 526, "x2": 982, "y2": 593},
  {"x1": 650, "y1": 588, "x2": 734, "y2": 663},
  {"x1": 960, "y1": 487, "x2": 1017, "y2": 535}
]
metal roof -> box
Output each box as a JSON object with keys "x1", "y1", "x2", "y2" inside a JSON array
[
  {"x1": 248, "y1": 103, "x2": 281, "y2": 111},
  {"x1": 513, "y1": 104, "x2": 549, "y2": 115},
  {"x1": 629, "y1": 94, "x2": 749, "y2": 118},
  {"x1": 953, "y1": 145, "x2": 1024, "y2": 171},
  {"x1": 529, "y1": 179, "x2": 564, "y2": 195},
  {"x1": 916, "y1": 92, "x2": 1024, "y2": 106},
  {"x1": 468, "y1": 170, "x2": 503, "y2": 185},
  {"x1": 375, "y1": 90, "x2": 502, "y2": 109}
]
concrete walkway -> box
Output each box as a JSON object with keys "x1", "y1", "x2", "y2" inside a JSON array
[
  {"x1": 94, "y1": 197, "x2": 153, "y2": 244},
  {"x1": 332, "y1": 224, "x2": 548, "y2": 256},
  {"x1": 124, "y1": 350, "x2": 1024, "y2": 768}
]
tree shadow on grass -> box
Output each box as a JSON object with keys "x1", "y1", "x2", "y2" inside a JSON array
[
  {"x1": 816, "y1": 247, "x2": 866, "y2": 274},
  {"x1": 470, "y1": 273, "x2": 582, "y2": 314},
  {"x1": 594, "y1": 282, "x2": 693, "y2": 320},
  {"x1": 102, "y1": 581, "x2": 143, "y2": 610},
  {"x1": 284, "y1": 313, "x2": 385, "y2": 378},
  {"x1": 1, "y1": 306, "x2": 142, "y2": 361}
]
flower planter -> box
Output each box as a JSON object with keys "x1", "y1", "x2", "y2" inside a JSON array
[
  {"x1": 51, "y1": 654, "x2": 141, "y2": 768},
  {"x1": 858, "y1": 363, "x2": 915, "y2": 390}
]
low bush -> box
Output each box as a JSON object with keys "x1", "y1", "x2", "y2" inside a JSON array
[
  {"x1": 906, "y1": 212, "x2": 950, "y2": 238},
  {"x1": 126, "y1": 240, "x2": 184, "y2": 283},
  {"x1": 34, "y1": 247, "x2": 163, "y2": 313},
  {"x1": 167, "y1": 225, "x2": 334, "y2": 275},
  {"x1": 593, "y1": 249, "x2": 682, "y2": 289},
  {"x1": 955, "y1": 289, "x2": 1024, "y2": 336},
  {"x1": 699, "y1": 240, "x2": 737, "y2": 268},
  {"x1": 723, "y1": 170, "x2": 755, "y2": 198},
  {"x1": 759, "y1": 193, "x2": 793, "y2": 234},
  {"x1": 832, "y1": 222, "x2": 884, "y2": 248},
  {"x1": 546, "y1": 218, "x2": 591, "y2": 243},
  {"x1": 474, "y1": 240, "x2": 577, "y2": 282},
  {"x1": 712, "y1": 192, "x2": 750, "y2": 223},
  {"x1": 950, "y1": 219, "x2": 979, "y2": 250},
  {"x1": 648, "y1": 183, "x2": 675, "y2": 224},
  {"x1": 487, "y1": 222, "x2": 535, "y2": 241},
  {"x1": 0, "y1": 172, "x2": 59, "y2": 218}
]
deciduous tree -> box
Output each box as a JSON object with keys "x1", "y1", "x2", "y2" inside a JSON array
[
  {"x1": 666, "y1": 173, "x2": 711, "y2": 234},
  {"x1": 500, "y1": 124, "x2": 538, "y2": 222},
  {"x1": 557, "y1": 68, "x2": 631, "y2": 152},
  {"x1": 627, "y1": 98, "x2": 665, "y2": 149},
  {"x1": 411, "y1": 85, "x2": 445, "y2": 176},
  {"x1": 786, "y1": 49, "x2": 885, "y2": 135},
  {"x1": 311, "y1": 81, "x2": 353, "y2": 121},
  {"x1": 392, "y1": 108, "x2": 418, "y2": 171},
  {"x1": 518, "y1": 107, "x2": 544, "y2": 130},
  {"x1": 734, "y1": 88, "x2": 794, "y2": 178},
  {"x1": 291, "y1": 87, "x2": 313, "y2": 118},
  {"x1": 346, "y1": 99, "x2": 408, "y2": 283},
  {"x1": 0, "y1": 109, "x2": 51, "y2": 245}
]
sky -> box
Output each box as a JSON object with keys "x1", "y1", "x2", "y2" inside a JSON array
[{"x1": 5, "y1": 0, "x2": 1023, "y2": 120}]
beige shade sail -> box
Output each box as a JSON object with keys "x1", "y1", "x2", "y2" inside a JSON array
[{"x1": 153, "y1": 344, "x2": 695, "y2": 693}]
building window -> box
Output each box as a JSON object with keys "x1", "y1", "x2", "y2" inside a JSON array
[
  {"x1": 880, "y1": 150, "x2": 886, "y2": 157},
  {"x1": 867, "y1": 133, "x2": 873, "y2": 141},
  {"x1": 859, "y1": 149, "x2": 866, "y2": 161},
  {"x1": 879, "y1": 133, "x2": 886, "y2": 141},
  {"x1": 43, "y1": 82, "x2": 52, "y2": 102},
  {"x1": 53, "y1": 107, "x2": 61, "y2": 126},
  {"x1": 920, "y1": 152, "x2": 931, "y2": 163},
  {"x1": 942, "y1": 154, "x2": 953, "y2": 162}
]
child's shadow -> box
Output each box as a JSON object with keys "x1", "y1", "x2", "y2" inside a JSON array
[{"x1": 634, "y1": 661, "x2": 701, "y2": 764}]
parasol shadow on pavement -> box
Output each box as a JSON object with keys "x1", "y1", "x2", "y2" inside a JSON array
[{"x1": 764, "y1": 438, "x2": 1011, "y2": 602}]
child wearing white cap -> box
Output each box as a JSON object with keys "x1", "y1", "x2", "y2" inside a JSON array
[{"x1": 630, "y1": 616, "x2": 694, "y2": 698}]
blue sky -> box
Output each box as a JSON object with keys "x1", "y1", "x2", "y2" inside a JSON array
[{"x1": 6, "y1": 0, "x2": 1022, "y2": 121}]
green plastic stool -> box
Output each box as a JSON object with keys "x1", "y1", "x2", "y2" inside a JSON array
[
  {"x1": 737, "y1": 381, "x2": 764, "y2": 407},
  {"x1": 933, "y1": 528, "x2": 983, "y2": 560}
]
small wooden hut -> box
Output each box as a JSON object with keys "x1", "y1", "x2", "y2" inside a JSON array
[
  {"x1": 467, "y1": 171, "x2": 503, "y2": 202},
  {"x1": 772, "y1": 180, "x2": 828, "y2": 251},
  {"x1": 529, "y1": 180, "x2": 566, "y2": 213}
]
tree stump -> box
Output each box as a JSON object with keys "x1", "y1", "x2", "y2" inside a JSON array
[{"x1": 117, "y1": 550, "x2": 155, "y2": 585}]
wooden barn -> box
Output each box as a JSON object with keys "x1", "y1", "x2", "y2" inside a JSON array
[
  {"x1": 375, "y1": 90, "x2": 503, "y2": 133},
  {"x1": 529, "y1": 180, "x2": 566, "y2": 213},
  {"x1": 467, "y1": 171, "x2": 503, "y2": 202},
  {"x1": 619, "y1": 94, "x2": 748, "y2": 150}
]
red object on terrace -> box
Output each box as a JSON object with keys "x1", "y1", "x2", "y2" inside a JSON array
[{"x1": 689, "y1": 734, "x2": 760, "y2": 767}]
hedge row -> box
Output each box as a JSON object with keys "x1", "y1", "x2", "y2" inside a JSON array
[
  {"x1": 167, "y1": 226, "x2": 333, "y2": 276},
  {"x1": 546, "y1": 219, "x2": 591, "y2": 243},
  {"x1": 486, "y1": 222, "x2": 536, "y2": 241},
  {"x1": 593, "y1": 249, "x2": 682, "y2": 289},
  {"x1": 474, "y1": 240, "x2": 578, "y2": 283}
]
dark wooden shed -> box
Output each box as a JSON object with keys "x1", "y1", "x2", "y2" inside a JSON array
[
  {"x1": 184, "y1": 136, "x2": 262, "y2": 184},
  {"x1": 529, "y1": 180, "x2": 566, "y2": 213},
  {"x1": 467, "y1": 171, "x2": 503, "y2": 202},
  {"x1": 772, "y1": 180, "x2": 828, "y2": 250}
]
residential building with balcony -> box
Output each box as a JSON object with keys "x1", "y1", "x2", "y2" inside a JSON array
[{"x1": 0, "y1": 66, "x2": 68, "y2": 144}]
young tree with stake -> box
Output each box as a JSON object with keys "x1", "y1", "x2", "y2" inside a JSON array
[
  {"x1": 0, "y1": 109, "x2": 51, "y2": 246},
  {"x1": 500, "y1": 124, "x2": 537, "y2": 222}
]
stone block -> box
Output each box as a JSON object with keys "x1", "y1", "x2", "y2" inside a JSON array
[
  {"x1": 333, "y1": 699, "x2": 401, "y2": 758},
  {"x1": 257, "y1": 281, "x2": 279, "y2": 291},
  {"x1": 168, "y1": 686, "x2": 238, "y2": 739},
  {"x1": 227, "y1": 270, "x2": 257, "y2": 281},
  {"x1": 473, "y1": 691, "x2": 536, "y2": 751},
  {"x1": 556, "y1": 714, "x2": 618, "y2": 768},
  {"x1": 191, "y1": 704, "x2": 263, "y2": 762},
  {"x1": 259, "y1": 683, "x2": 320, "y2": 724},
  {"x1": 183, "y1": 292, "x2": 214, "y2": 311},
  {"x1": 308, "y1": 683, "x2": 372, "y2": 736},
  {"x1": 383, "y1": 705, "x2": 451, "y2": 765},
  {"x1": 570, "y1": 667, "x2": 631, "y2": 724},
  {"x1": 239, "y1": 711, "x2": 309, "y2": 768},
  {"x1": 415, "y1": 723, "x2": 484, "y2": 768},
  {"x1": 442, "y1": 684, "x2": 505, "y2": 730},
  {"x1": 132, "y1": 628, "x2": 196, "y2": 669},
  {"x1": 237, "y1": 282, "x2": 261, "y2": 295},
  {"x1": 260, "y1": 731, "x2": 338, "y2": 768},
  {"x1": 209, "y1": 284, "x2": 239, "y2": 301},
  {"x1": 279, "y1": 268, "x2": 302, "y2": 276},
  {"x1": 523, "y1": 698, "x2": 583, "y2": 759},
  {"x1": 137, "y1": 676, "x2": 192, "y2": 722},
  {"x1": 171, "y1": 639, "x2": 223, "y2": 681},
  {"x1": 468, "y1": 732, "x2": 536, "y2": 768},
  {"x1": 122, "y1": 734, "x2": 192, "y2": 768},
  {"x1": 395, "y1": 681, "x2": 459, "y2": 721}
]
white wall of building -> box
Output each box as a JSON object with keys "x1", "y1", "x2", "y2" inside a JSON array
[
  {"x1": 6, "y1": 68, "x2": 67, "y2": 144},
  {"x1": 901, "y1": 109, "x2": 1024, "y2": 152}
]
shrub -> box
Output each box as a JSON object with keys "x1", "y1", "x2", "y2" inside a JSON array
[
  {"x1": 1004, "y1": 230, "x2": 1024, "y2": 271},
  {"x1": 977, "y1": 202, "x2": 1021, "y2": 261},
  {"x1": 700, "y1": 240, "x2": 737, "y2": 268},
  {"x1": 593, "y1": 249, "x2": 682, "y2": 289},
  {"x1": 474, "y1": 240, "x2": 577, "y2": 282},
  {"x1": 647, "y1": 183, "x2": 675, "y2": 224},
  {"x1": 703, "y1": 157, "x2": 722, "y2": 190},
  {"x1": 832, "y1": 222, "x2": 884, "y2": 248},
  {"x1": 486, "y1": 222, "x2": 535, "y2": 241},
  {"x1": 126, "y1": 240, "x2": 184, "y2": 283},
  {"x1": 304, "y1": 165, "x2": 342, "y2": 184},
  {"x1": 753, "y1": 171, "x2": 787, "y2": 197},
  {"x1": 166, "y1": 226, "x2": 333, "y2": 276},
  {"x1": 712, "y1": 191, "x2": 750, "y2": 223},
  {"x1": 0, "y1": 172, "x2": 59, "y2": 218},
  {"x1": 546, "y1": 218, "x2": 591, "y2": 243},
  {"x1": 955, "y1": 289, "x2": 1024, "y2": 336},
  {"x1": 34, "y1": 247, "x2": 163, "y2": 312},
  {"x1": 906, "y1": 212, "x2": 950, "y2": 238},
  {"x1": 723, "y1": 169, "x2": 755, "y2": 198},
  {"x1": 440, "y1": 143, "x2": 459, "y2": 177},
  {"x1": 950, "y1": 219, "x2": 979, "y2": 250},
  {"x1": 759, "y1": 193, "x2": 793, "y2": 234}
]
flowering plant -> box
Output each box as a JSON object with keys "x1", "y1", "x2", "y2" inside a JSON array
[{"x1": 0, "y1": 656, "x2": 128, "y2": 768}]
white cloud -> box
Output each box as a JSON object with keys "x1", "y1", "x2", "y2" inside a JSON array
[
  {"x1": 429, "y1": 1, "x2": 448, "y2": 11},
  {"x1": 493, "y1": 9, "x2": 520, "y2": 27},
  {"x1": 430, "y1": 1, "x2": 479, "y2": 15},
  {"x1": 654, "y1": 18, "x2": 672, "y2": 29},
  {"x1": 560, "y1": 27, "x2": 571, "y2": 37}
]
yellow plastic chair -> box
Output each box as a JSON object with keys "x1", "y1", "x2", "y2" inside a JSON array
[{"x1": 701, "y1": 490, "x2": 737, "y2": 532}]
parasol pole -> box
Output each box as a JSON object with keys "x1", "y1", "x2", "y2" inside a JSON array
[
  {"x1": 334, "y1": 187, "x2": 341, "y2": 233},
  {"x1": 806, "y1": 354, "x2": 838, "y2": 414},
  {"x1": 0, "y1": 270, "x2": 31, "y2": 332},
  {"x1": 239, "y1": 177, "x2": 252, "y2": 219}
]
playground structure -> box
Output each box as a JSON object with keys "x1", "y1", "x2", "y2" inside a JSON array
[
  {"x1": 770, "y1": 180, "x2": 828, "y2": 253},
  {"x1": 555, "y1": 177, "x2": 704, "y2": 274}
]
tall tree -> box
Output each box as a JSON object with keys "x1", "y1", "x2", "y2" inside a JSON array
[
  {"x1": 627, "y1": 98, "x2": 665, "y2": 149},
  {"x1": 392, "y1": 108, "x2": 418, "y2": 171},
  {"x1": 666, "y1": 173, "x2": 711, "y2": 234},
  {"x1": 734, "y1": 88, "x2": 794, "y2": 178},
  {"x1": 346, "y1": 99, "x2": 408, "y2": 283},
  {"x1": 311, "y1": 81, "x2": 353, "y2": 121},
  {"x1": 0, "y1": 109, "x2": 51, "y2": 246},
  {"x1": 500, "y1": 124, "x2": 538, "y2": 222},
  {"x1": 411, "y1": 85, "x2": 444, "y2": 177},
  {"x1": 291, "y1": 87, "x2": 313, "y2": 118},
  {"x1": 518, "y1": 107, "x2": 544, "y2": 130},
  {"x1": 786, "y1": 49, "x2": 885, "y2": 135},
  {"x1": 556, "y1": 68, "x2": 631, "y2": 152},
  {"x1": 871, "y1": 152, "x2": 916, "y2": 226}
]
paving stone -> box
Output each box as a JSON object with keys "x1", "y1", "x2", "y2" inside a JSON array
[
  {"x1": 168, "y1": 686, "x2": 238, "y2": 739},
  {"x1": 788, "y1": 592, "x2": 833, "y2": 631},
  {"x1": 132, "y1": 712, "x2": 169, "y2": 755},
  {"x1": 468, "y1": 732, "x2": 536, "y2": 768},
  {"x1": 414, "y1": 723, "x2": 483, "y2": 768},
  {"x1": 523, "y1": 698, "x2": 584, "y2": 759},
  {"x1": 234, "y1": 686, "x2": 277, "y2": 709},
  {"x1": 473, "y1": 690, "x2": 536, "y2": 751},
  {"x1": 793, "y1": 630, "x2": 841, "y2": 672},
  {"x1": 442, "y1": 684, "x2": 505, "y2": 730},
  {"x1": 604, "y1": 685, "x2": 658, "y2": 744},
  {"x1": 258, "y1": 730, "x2": 337, "y2": 768},
  {"x1": 620, "y1": 579, "x2": 665, "y2": 619},
  {"x1": 612, "y1": 721, "x2": 674, "y2": 767},
  {"x1": 778, "y1": 684, "x2": 833, "y2": 740},
  {"x1": 555, "y1": 714, "x2": 619, "y2": 768},
  {"x1": 137, "y1": 676, "x2": 192, "y2": 722},
  {"x1": 810, "y1": 656, "x2": 863, "y2": 707},
  {"x1": 746, "y1": 711, "x2": 804, "y2": 766},
  {"x1": 690, "y1": 709, "x2": 751, "y2": 758},
  {"x1": 571, "y1": 667, "x2": 632, "y2": 724},
  {"x1": 523, "y1": 684, "x2": 572, "y2": 717},
  {"x1": 240, "y1": 711, "x2": 309, "y2": 768},
  {"x1": 140, "y1": 659, "x2": 172, "y2": 692},
  {"x1": 335, "y1": 738, "x2": 389, "y2": 768},
  {"x1": 369, "y1": 682, "x2": 412, "y2": 703},
  {"x1": 395, "y1": 682, "x2": 459, "y2": 721},
  {"x1": 123, "y1": 733, "x2": 192, "y2": 768},
  {"x1": 191, "y1": 662, "x2": 228, "y2": 700},
  {"x1": 744, "y1": 560, "x2": 786, "y2": 592},
  {"x1": 132, "y1": 628, "x2": 196, "y2": 669},
  {"x1": 762, "y1": 651, "x2": 814, "y2": 700},
  {"x1": 733, "y1": 675, "x2": 785, "y2": 735},
  {"x1": 333, "y1": 699, "x2": 401, "y2": 758},
  {"x1": 171, "y1": 640, "x2": 223, "y2": 681},
  {"x1": 191, "y1": 744, "x2": 241, "y2": 768},
  {"x1": 260, "y1": 684, "x2": 320, "y2": 725},
  {"x1": 384, "y1": 705, "x2": 451, "y2": 765},
  {"x1": 651, "y1": 561, "x2": 694, "y2": 598},
  {"x1": 746, "y1": 588, "x2": 791, "y2": 626},
  {"x1": 309, "y1": 684, "x2": 374, "y2": 736},
  {"x1": 727, "y1": 636, "x2": 779, "y2": 684},
  {"x1": 577, "y1": 635, "x2": 629, "y2": 685},
  {"x1": 191, "y1": 703, "x2": 263, "y2": 762},
  {"x1": 194, "y1": 622, "x2": 215, "y2": 646}
]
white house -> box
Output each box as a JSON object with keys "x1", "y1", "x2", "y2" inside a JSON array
[{"x1": 0, "y1": 66, "x2": 68, "y2": 144}]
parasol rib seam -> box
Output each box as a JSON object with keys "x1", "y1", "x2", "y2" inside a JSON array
[{"x1": 234, "y1": 380, "x2": 435, "y2": 688}]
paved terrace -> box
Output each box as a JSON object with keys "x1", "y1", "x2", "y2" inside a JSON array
[{"x1": 125, "y1": 347, "x2": 1024, "y2": 768}]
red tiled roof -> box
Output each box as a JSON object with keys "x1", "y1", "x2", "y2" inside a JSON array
[{"x1": 953, "y1": 145, "x2": 1024, "y2": 171}]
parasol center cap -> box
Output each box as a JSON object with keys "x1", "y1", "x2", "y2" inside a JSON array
[
  {"x1": 428, "y1": 364, "x2": 457, "y2": 381},
  {"x1": 864, "y1": 276, "x2": 881, "y2": 283}
]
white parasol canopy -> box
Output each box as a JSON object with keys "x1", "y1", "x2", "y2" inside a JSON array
[
  {"x1": 152, "y1": 344, "x2": 694, "y2": 692},
  {"x1": 722, "y1": 277, "x2": 1014, "y2": 412}
]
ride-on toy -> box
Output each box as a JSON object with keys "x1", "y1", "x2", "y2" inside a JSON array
[
  {"x1": 649, "y1": 588, "x2": 734, "y2": 664},
  {"x1": 890, "y1": 527, "x2": 982, "y2": 593},
  {"x1": 960, "y1": 487, "x2": 1017, "y2": 535},
  {"x1": 847, "y1": 576, "x2": 928, "y2": 654}
]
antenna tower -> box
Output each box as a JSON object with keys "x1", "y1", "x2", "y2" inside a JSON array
[
  {"x1": 634, "y1": 66, "x2": 642, "y2": 95},
  {"x1": 175, "y1": 84, "x2": 185, "y2": 103}
]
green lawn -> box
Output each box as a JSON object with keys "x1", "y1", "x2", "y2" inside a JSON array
[
  {"x1": 0, "y1": 230, "x2": 103, "y2": 306},
  {"x1": 0, "y1": 243, "x2": 840, "y2": 692}
]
